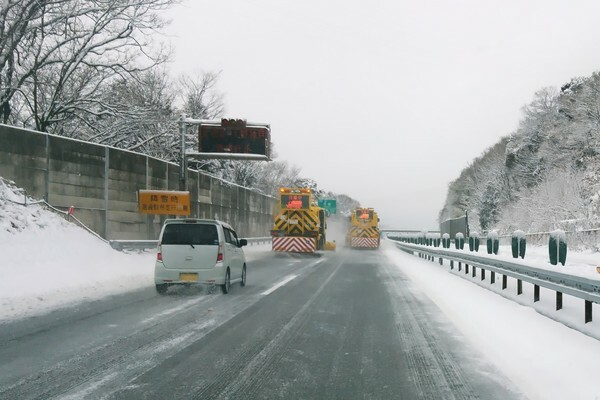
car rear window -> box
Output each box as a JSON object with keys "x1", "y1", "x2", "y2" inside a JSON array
[{"x1": 161, "y1": 223, "x2": 219, "y2": 245}]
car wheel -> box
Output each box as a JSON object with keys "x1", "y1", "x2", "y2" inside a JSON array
[
  {"x1": 156, "y1": 284, "x2": 168, "y2": 295},
  {"x1": 221, "y1": 269, "x2": 231, "y2": 294},
  {"x1": 241, "y1": 264, "x2": 247, "y2": 287}
]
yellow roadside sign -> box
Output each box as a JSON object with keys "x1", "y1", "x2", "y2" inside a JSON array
[{"x1": 138, "y1": 190, "x2": 191, "y2": 216}]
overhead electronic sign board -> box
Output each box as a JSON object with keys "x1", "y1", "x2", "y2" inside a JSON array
[{"x1": 198, "y1": 118, "x2": 271, "y2": 158}]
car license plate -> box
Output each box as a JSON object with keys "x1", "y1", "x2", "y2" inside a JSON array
[
  {"x1": 180, "y1": 273, "x2": 198, "y2": 282},
  {"x1": 288, "y1": 219, "x2": 298, "y2": 225}
]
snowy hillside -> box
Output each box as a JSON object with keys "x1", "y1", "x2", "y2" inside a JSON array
[{"x1": 439, "y1": 71, "x2": 600, "y2": 239}]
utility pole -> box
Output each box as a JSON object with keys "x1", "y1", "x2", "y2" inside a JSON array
[{"x1": 178, "y1": 114, "x2": 187, "y2": 191}]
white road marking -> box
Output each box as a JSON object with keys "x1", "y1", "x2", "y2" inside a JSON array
[
  {"x1": 261, "y1": 274, "x2": 298, "y2": 296},
  {"x1": 140, "y1": 296, "x2": 210, "y2": 324}
]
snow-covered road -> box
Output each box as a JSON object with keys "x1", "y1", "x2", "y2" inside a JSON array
[
  {"x1": 384, "y1": 242, "x2": 600, "y2": 400},
  {"x1": 3, "y1": 179, "x2": 600, "y2": 399}
]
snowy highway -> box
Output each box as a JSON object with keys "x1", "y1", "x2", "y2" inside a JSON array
[{"x1": 0, "y1": 245, "x2": 528, "y2": 400}]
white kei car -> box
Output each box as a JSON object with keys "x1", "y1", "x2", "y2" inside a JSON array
[{"x1": 154, "y1": 219, "x2": 248, "y2": 294}]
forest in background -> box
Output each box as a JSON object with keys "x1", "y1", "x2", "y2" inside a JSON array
[
  {"x1": 439, "y1": 72, "x2": 600, "y2": 234},
  {"x1": 0, "y1": 0, "x2": 359, "y2": 213}
]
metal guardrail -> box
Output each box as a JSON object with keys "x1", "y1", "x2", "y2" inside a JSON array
[
  {"x1": 109, "y1": 240, "x2": 158, "y2": 251},
  {"x1": 109, "y1": 237, "x2": 272, "y2": 251},
  {"x1": 391, "y1": 240, "x2": 600, "y2": 324}
]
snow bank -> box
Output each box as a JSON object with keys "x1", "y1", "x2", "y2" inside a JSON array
[
  {"x1": 0, "y1": 178, "x2": 67, "y2": 233},
  {"x1": 0, "y1": 179, "x2": 154, "y2": 321},
  {"x1": 384, "y1": 242, "x2": 600, "y2": 400}
]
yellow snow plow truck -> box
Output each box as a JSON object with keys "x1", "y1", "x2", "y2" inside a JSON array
[
  {"x1": 346, "y1": 207, "x2": 380, "y2": 249},
  {"x1": 271, "y1": 188, "x2": 335, "y2": 253}
]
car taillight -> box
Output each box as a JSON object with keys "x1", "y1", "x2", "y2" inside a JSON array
[
  {"x1": 216, "y1": 244, "x2": 224, "y2": 262},
  {"x1": 157, "y1": 245, "x2": 163, "y2": 262}
]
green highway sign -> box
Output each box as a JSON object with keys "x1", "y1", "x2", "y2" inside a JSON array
[{"x1": 318, "y1": 199, "x2": 337, "y2": 216}]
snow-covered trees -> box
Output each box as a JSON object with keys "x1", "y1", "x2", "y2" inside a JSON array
[
  {"x1": 440, "y1": 71, "x2": 600, "y2": 233},
  {"x1": 0, "y1": 0, "x2": 358, "y2": 208},
  {"x1": 1, "y1": 0, "x2": 174, "y2": 130}
]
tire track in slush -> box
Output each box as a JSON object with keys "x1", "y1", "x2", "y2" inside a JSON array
[
  {"x1": 62, "y1": 283, "x2": 297, "y2": 400},
  {"x1": 2, "y1": 294, "x2": 221, "y2": 400},
  {"x1": 2, "y1": 252, "x2": 327, "y2": 400},
  {"x1": 197, "y1": 257, "x2": 344, "y2": 400},
  {"x1": 381, "y1": 259, "x2": 479, "y2": 400}
]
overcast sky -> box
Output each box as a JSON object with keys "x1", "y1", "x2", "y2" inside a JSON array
[{"x1": 164, "y1": 0, "x2": 600, "y2": 230}]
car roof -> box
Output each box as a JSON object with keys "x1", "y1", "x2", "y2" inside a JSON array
[{"x1": 163, "y1": 218, "x2": 234, "y2": 231}]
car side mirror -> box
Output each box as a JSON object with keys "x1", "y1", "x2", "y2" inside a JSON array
[{"x1": 239, "y1": 239, "x2": 248, "y2": 247}]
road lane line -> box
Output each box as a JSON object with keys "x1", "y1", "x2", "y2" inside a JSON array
[
  {"x1": 216, "y1": 256, "x2": 345, "y2": 399},
  {"x1": 261, "y1": 274, "x2": 298, "y2": 296},
  {"x1": 140, "y1": 296, "x2": 211, "y2": 325}
]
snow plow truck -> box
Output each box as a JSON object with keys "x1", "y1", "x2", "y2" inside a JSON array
[
  {"x1": 346, "y1": 207, "x2": 380, "y2": 249},
  {"x1": 271, "y1": 188, "x2": 335, "y2": 253}
]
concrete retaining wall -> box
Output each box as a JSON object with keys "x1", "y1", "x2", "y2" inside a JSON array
[{"x1": 0, "y1": 124, "x2": 275, "y2": 239}]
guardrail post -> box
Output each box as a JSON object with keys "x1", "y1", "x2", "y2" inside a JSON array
[
  {"x1": 439, "y1": 257, "x2": 443, "y2": 265},
  {"x1": 491, "y1": 271, "x2": 495, "y2": 284},
  {"x1": 442, "y1": 233, "x2": 450, "y2": 248},
  {"x1": 549, "y1": 230, "x2": 567, "y2": 266},
  {"x1": 458, "y1": 262, "x2": 461, "y2": 272},
  {"x1": 585, "y1": 301, "x2": 592, "y2": 323},
  {"x1": 487, "y1": 231, "x2": 499, "y2": 255},
  {"x1": 465, "y1": 263, "x2": 468, "y2": 274},
  {"x1": 455, "y1": 233, "x2": 465, "y2": 250},
  {"x1": 556, "y1": 292, "x2": 563, "y2": 310},
  {"x1": 472, "y1": 265, "x2": 476, "y2": 277},
  {"x1": 502, "y1": 275, "x2": 507, "y2": 290},
  {"x1": 517, "y1": 279, "x2": 523, "y2": 295},
  {"x1": 534, "y1": 285, "x2": 540, "y2": 302},
  {"x1": 450, "y1": 260, "x2": 454, "y2": 269},
  {"x1": 512, "y1": 230, "x2": 526, "y2": 259},
  {"x1": 469, "y1": 232, "x2": 480, "y2": 252},
  {"x1": 481, "y1": 269, "x2": 485, "y2": 281}
]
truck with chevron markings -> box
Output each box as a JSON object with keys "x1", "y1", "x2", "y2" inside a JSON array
[
  {"x1": 346, "y1": 208, "x2": 380, "y2": 249},
  {"x1": 270, "y1": 188, "x2": 332, "y2": 253}
]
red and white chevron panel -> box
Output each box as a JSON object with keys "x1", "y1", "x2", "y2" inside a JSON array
[
  {"x1": 351, "y1": 237, "x2": 379, "y2": 248},
  {"x1": 272, "y1": 237, "x2": 316, "y2": 253}
]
